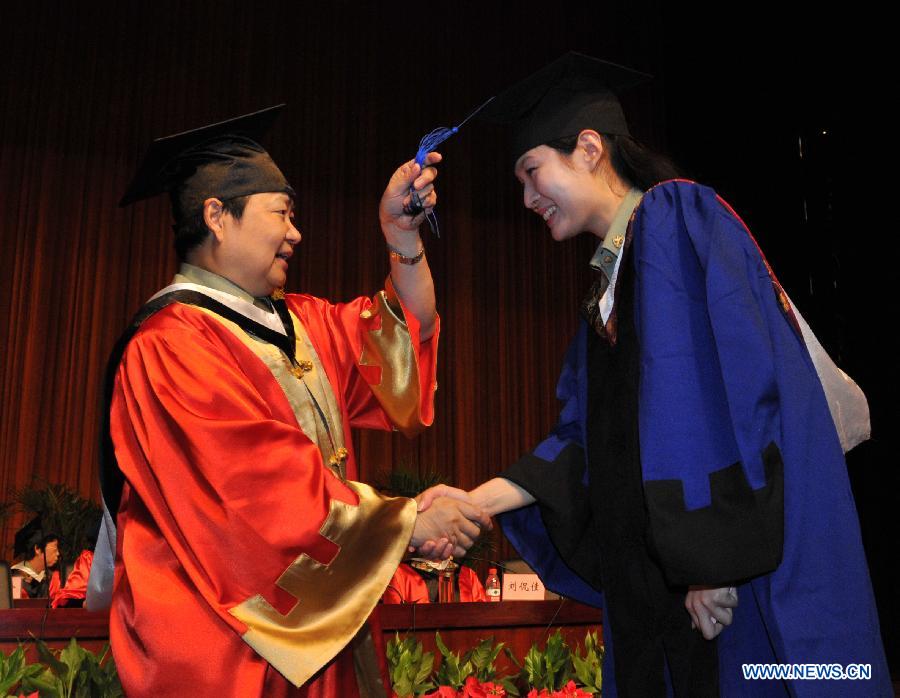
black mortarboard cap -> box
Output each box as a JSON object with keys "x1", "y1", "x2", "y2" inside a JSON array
[
  {"x1": 479, "y1": 52, "x2": 652, "y2": 162},
  {"x1": 119, "y1": 105, "x2": 295, "y2": 221},
  {"x1": 13, "y1": 516, "x2": 44, "y2": 558}
]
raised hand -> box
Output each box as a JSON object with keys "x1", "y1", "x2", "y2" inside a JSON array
[
  {"x1": 685, "y1": 586, "x2": 738, "y2": 640},
  {"x1": 379, "y1": 152, "x2": 441, "y2": 237},
  {"x1": 376, "y1": 152, "x2": 440, "y2": 341}
]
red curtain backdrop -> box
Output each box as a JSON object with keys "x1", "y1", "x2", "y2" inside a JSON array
[
  {"x1": 2, "y1": 2, "x2": 667, "y2": 561},
  {"x1": 1, "y1": 6, "x2": 894, "y2": 631}
]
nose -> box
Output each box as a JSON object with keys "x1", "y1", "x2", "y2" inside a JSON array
[
  {"x1": 522, "y1": 182, "x2": 538, "y2": 210},
  {"x1": 287, "y1": 220, "x2": 301, "y2": 244}
]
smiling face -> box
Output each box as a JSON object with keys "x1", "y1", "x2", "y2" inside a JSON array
[
  {"x1": 515, "y1": 144, "x2": 603, "y2": 242},
  {"x1": 212, "y1": 192, "x2": 301, "y2": 297}
]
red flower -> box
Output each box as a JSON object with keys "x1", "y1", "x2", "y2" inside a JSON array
[
  {"x1": 525, "y1": 683, "x2": 593, "y2": 698},
  {"x1": 423, "y1": 687, "x2": 460, "y2": 698},
  {"x1": 460, "y1": 676, "x2": 507, "y2": 697}
]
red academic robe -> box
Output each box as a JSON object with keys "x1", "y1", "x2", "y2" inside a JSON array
[
  {"x1": 382, "y1": 564, "x2": 488, "y2": 604},
  {"x1": 109, "y1": 287, "x2": 438, "y2": 697},
  {"x1": 51, "y1": 550, "x2": 93, "y2": 608}
]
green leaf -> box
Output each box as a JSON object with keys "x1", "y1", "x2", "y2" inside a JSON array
[
  {"x1": 21, "y1": 667, "x2": 62, "y2": 697},
  {"x1": 499, "y1": 675, "x2": 521, "y2": 696},
  {"x1": 0, "y1": 646, "x2": 29, "y2": 694},
  {"x1": 468, "y1": 638, "x2": 492, "y2": 669},
  {"x1": 503, "y1": 646, "x2": 522, "y2": 671},
  {"x1": 34, "y1": 639, "x2": 70, "y2": 680},
  {"x1": 570, "y1": 629, "x2": 603, "y2": 694},
  {"x1": 434, "y1": 632, "x2": 451, "y2": 659},
  {"x1": 414, "y1": 652, "x2": 436, "y2": 689},
  {"x1": 387, "y1": 635, "x2": 435, "y2": 697},
  {"x1": 466, "y1": 637, "x2": 505, "y2": 682},
  {"x1": 394, "y1": 675, "x2": 413, "y2": 697}
]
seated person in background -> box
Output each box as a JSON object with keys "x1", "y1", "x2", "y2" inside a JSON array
[
  {"x1": 51, "y1": 548, "x2": 94, "y2": 608},
  {"x1": 10, "y1": 530, "x2": 59, "y2": 598},
  {"x1": 383, "y1": 560, "x2": 487, "y2": 604}
]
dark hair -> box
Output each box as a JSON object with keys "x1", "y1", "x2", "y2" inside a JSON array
[
  {"x1": 173, "y1": 195, "x2": 250, "y2": 261},
  {"x1": 545, "y1": 133, "x2": 682, "y2": 192},
  {"x1": 32, "y1": 532, "x2": 59, "y2": 554}
]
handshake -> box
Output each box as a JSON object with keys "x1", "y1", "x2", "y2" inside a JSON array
[{"x1": 407, "y1": 485, "x2": 492, "y2": 560}]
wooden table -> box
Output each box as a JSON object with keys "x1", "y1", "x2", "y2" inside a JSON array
[
  {"x1": 1, "y1": 600, "x2": 602, "y2": 670},
  {"x1": 1, "y1": 607, "x2": 110, "y2": 657}
]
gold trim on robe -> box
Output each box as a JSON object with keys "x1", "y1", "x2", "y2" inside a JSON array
[
  {"x1": 191, "y1": 306, "x2": 348, "y2": 477},
  {"x1": 358, "y1": 279, "x2": 428, "y2": 438},
  {"x1": 228, "y1": 481, "x2": 416, "y2": 687}
]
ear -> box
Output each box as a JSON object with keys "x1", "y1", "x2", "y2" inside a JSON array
[
  {"x1": 576, "y1": 130, "x2": 605, "y2": 171},
  {"x1": 202, "y1": 198, "x2": 227, "y2": 242}
]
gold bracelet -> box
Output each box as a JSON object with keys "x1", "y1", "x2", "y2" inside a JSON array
[{"x1": 388, "y1": 243, "x2": 425, "y2": 265}]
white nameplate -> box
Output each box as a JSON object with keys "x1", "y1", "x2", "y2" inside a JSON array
[{"x1": 502, "y1": 573, "x2": 545, "y2": 600}]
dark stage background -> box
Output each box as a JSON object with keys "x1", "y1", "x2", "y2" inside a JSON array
[{"x1": 1, "y1": 0, "x2": 895, "y2": 675}]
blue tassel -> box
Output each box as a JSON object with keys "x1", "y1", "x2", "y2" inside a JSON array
[
  {"x1": 415, "y1": 126, "x2": 458, "y2": 168},
  {"x1": 407, "y1": 96, "x2": 495, "y2": 238}
]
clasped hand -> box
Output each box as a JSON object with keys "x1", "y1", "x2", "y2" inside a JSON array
[
  {"x1": 685, "y1": 586, "x2": 739, "y2": 640},
  {"x1": 409, "y1": 485, "x2": 491, "y2": 560}
]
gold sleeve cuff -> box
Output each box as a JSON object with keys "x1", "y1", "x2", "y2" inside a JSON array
[
  {"x1": 358, "y1": 279, "x2": 429, "y2": 437},
  {"x1": 228, "y1": 482, "x2": 416, "y2": 687}
]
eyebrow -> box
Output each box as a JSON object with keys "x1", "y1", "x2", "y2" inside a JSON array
[
  {"x1": 272, "y1": 193, "x2": 294, "y2": 209},
  {"x1": 513, "y1": 158, "x2": 532, "y2": 182}
]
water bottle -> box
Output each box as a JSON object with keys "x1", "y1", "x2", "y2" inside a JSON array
[{"x1": 485, "y1": 567, "x2": 501, "y2": 602}]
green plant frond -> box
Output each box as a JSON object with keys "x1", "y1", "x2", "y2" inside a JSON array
[
  {"x1": 0, "y1": 644, "x2": 44, "y2": 694},
  {"x1": 434, "y1": 631, "x2": 451, "y2": 658},
  {"x1": 7, "y1": 481, "x2": 102, "y2": 562},
  {"x1": 387, "y1": 634, "x2": 436, "y2": 697},
  {"x1": 465, "y1": 636, "x2": 506, "y2": 682},
  {"x1": 358, "y1": 628, "x2": 601, "y2": 697},
  {"x1": 570, "y1": 630, "x2": 603, "y2": 694},
  {"x1": 1, "y1": 637, "x2": 120, "y2": 698},
  {"x1": 34, "y1": 638, "x2": 70, "y2": 679},
  {"x1": 21, "y1": 667, "x2": 61, "y2": 695},
  {"x1": 499, "y1": 675, "x2": 522, "y2": 696},
  {"x1": 503, "y1": 645, "x2": 523, "y2": 670},
  {"x1": 375, "y1": 464, "x2": 449, "y2": 499}
]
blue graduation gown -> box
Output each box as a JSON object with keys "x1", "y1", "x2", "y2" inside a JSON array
[{"x1": 499, "y1": 181, "x2": 890, "y2": 696}]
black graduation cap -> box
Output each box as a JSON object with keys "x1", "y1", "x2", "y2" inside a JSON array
[
  {"x1": 119, "y1": 105, "x2": 295, "y2": 221},
  {"x1": 479, "y1": 52, "x2": 652, "y2": 163},
  {"x1": 13, "y1": 516, "x2": 44, "y2": 558}
]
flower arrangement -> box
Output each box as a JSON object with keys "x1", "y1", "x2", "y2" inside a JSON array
[{"x1": 388, "y1": 630, "x2": 603, "y2": 697}]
